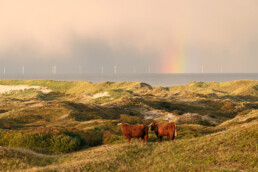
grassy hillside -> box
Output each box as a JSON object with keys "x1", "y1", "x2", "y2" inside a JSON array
[
  {"x1": 0, "y1": 110, "x2": 257, "y2": 171},
  {"x1": 0, "y1": 80, "x2": 257, "y2": 171},
  {"x1": 170, "y1": 80, "x2": 258, "y2": 96},
  {"x1": 0, "y1": 80, "x2": 147, "y2": 96}
]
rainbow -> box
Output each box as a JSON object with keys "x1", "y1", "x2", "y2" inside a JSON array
[{"x1": 160, "y1": 42, "x2": 187, "y2": 73}]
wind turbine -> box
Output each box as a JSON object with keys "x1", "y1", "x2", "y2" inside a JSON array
[
  {"x1": 79, "y1": 65, "x2": 82, "y2": 74},
  {"x1": 22, "y1": 66, "x2": 25, "y2": 75},
  {"x1": 148, "y1": 65, "x2": 151, "y2": 74},
  {"x1": 114, "y1": 65, "x2": 117, "y2": 75},
  {"x1": 101, "y1": 65, "x2": 104, "y2": 74},
  {"x1": 52, "y1": 65, "x2": 56, "y2": 75}
]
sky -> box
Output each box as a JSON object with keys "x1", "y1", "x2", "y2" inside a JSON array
[{"x1": 0, "y1": 0, "x2": 258, "y2": 74}]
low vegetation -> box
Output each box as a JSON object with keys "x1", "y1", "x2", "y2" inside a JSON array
[
  {"x1": 0, "y1": 129, "x2": 88, "y2": 153},
  {"x1": 0, "y1": 79, "x2": 257, "y2": 171}
]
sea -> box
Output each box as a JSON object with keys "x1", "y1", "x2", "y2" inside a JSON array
[{"x1": 0, "y1": 73, "x2": 257, "y2": 87}]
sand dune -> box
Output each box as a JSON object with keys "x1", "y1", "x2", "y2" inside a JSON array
[{"x1": 0, "y1": 85, "x2": 51, "y2": 94}]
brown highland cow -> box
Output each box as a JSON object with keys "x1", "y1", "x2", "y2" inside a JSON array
[
  {"x1": 150, "y1": 122, "x2": 177, "y2": 142},
  {"x1": 118, "y1": 123, "x2": 148, "y2": 143}
]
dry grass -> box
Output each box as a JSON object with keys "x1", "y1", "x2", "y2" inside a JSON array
[
  {"x1": 0, "y1": 79, "x2": 257, "y2": 171},
  {"x1": 1, "y1": 113, "x2": 256, "y2": 171}
]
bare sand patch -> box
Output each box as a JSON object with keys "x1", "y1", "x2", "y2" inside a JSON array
[
  {"x1": 0, "y1": 85, "x2": 51, "y2": 94},
  {"x1": 137, "y1": 108, "x2": 179, "y2": 121},
  {"x1": 139, "y1": 108, "x2": 165, "y2": 120},
  {"x1": 92, "y1": 92, "x2": 109, "y2": 99},
  {"x1": 59, "y1": 114, "x2": 69, "y2": 119}
]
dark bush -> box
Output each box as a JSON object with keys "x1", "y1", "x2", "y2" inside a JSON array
[
  {"x1": 102, "y1": 131, "x2": 121, "y2": 144},
  {"x1": 0, "y1": 129, "x2": 85, "y2": 153},
  {"x1": 83, "y1": 128, "x2": 103, "y2": 147},
  {"x1": 100, "y1": 122, "x2": 121, "y2": 134}
]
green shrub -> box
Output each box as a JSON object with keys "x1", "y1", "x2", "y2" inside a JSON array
[
  {"x1": 0, "y1": 130, "x2": 85, "y2": 153},
  {"x1": 50, "y1": 135, "x2": 82, "y2": 153},
  {"x1": 83, "y1": 129, "x2": 103, "y2": 147},
  {"x1": 102, "y1": 131, "x2": 121, "y2": 144},
  {"x1": 100, "y1": 122, "x2": 121, "y2": 134}
]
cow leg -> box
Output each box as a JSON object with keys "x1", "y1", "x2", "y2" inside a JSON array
[
  {"x1": 172, "y1": 132, "x2": 175, "y2": 140},
  {"x1": 169, "y1": 134, "x2": 173, "y2": 141},
  {"x1": 170, "y1": 132, "x2": 175, "y2": 141},
  {"x1": 158, "y1": 136, "x2": 163, "y2": 142},
  {"x1": 127, "y1": 138, "x2": 131, "y2": 144},
  {"x1": 144, "y1": 134, "x2": 148, "y2": 143}
]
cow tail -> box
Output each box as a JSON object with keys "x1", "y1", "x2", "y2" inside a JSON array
[{"x1": 175, "y1": 123, "x2": 177, "y2": 137}]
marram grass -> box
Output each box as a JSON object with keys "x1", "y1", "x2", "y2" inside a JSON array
[
  {"x1": 0, "y1": 117, "x2": 257, "y2": 171},
  {"x1": 0, "y1": 79, "x2": 257, "y2": 171}
]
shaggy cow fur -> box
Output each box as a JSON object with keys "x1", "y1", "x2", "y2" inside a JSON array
[
  {"x1": 150, "y1": 122, "x2": 177, "y2": 142},
  {"x1": 118, "y1": 123, "x2": 149, "y2": 143}
]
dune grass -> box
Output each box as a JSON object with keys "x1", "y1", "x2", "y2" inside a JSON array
[
  {"x1": 0, "y1": 79, "x2": 257, "y2": 171},
  {"x1": 169, "y1": 80, "x2": 258, "y2": 97},
  {"x1": 0, "y1": 113, "x2": 256, "y2": 172},
  {"x1": 0, "y1": 80, "x2": 146, "y2": 95},
  {"x1": 0, "y1": 146, "x2": 58, "y2": 171},
  {"x1": 1, "y1": 79, "x2": 256, "y2": 97}
]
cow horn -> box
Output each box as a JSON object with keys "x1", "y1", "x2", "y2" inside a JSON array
[
  {"x1": 117, "y1": 123, "x2": 122, "y2": 125},
  {"x1": 148, "y1": 123, "x2": 152, "y2": 126}
]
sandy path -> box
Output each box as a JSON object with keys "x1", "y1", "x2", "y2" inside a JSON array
[{"x1": 0, "y1": 146, "x2": 59, "y2": 158}]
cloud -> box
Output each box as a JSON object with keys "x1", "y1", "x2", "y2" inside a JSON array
[
  {"x1": 0, "y1": 36, "x2": 159, "y2": 74},
  {"x1": 0, "y1": 0, "x2": 257, "y2": 73}
]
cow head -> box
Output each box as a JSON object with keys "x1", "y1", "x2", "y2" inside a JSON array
[{"x1": 149, "y1": 122, "x2": 157, "y2": 130}]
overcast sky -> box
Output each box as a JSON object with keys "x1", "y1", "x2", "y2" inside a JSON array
[{"x1": 0, "y1": 0, "x2": 258, "y2": 74}]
